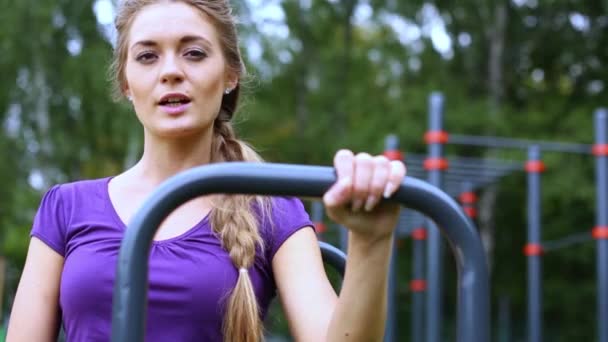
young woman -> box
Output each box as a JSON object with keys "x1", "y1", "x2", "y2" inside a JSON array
[{"x1": 6, "y1": 1, "x2": 406, "y2": 341}]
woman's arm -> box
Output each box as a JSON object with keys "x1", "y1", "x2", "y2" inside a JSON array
[
  {"x1": 273, "y1": 227, "x2": 337, "y2": 341},
  {"x1": 273, "y1": 228, "x2": 393, "y2": 341},
  {"x1": 274, "y1": 149, "x2": 405, "y2": 341},
  {"x1": 325, "y1": 232, "x2": 393, "y2": 340},
  {"x1": 7, "y1": 237, "x2": 64, "y2": 342}
]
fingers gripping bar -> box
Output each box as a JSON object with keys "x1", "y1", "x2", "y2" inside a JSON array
[{"x1": 111, "y1": 162, "x2": 490, "y2": 342}]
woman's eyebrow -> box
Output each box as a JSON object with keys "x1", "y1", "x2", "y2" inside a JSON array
[
  {"x1": 180, "y1": 35, "x2": 213, "y2": 49},
  {"x1": 132, "y1": 40, "x2": 157, "y2": 50},
  {"x1": 131, "y1": 35, "x2": 213, "y2": 51}
]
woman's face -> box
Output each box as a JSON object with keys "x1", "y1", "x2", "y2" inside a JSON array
[{"x1": 123, "y1": 2, "x2": 236, "y2": 138}]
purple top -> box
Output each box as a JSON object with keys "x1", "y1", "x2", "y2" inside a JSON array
[{"x1": 30, "y1": 177, "x2": 312, "y2": 341}]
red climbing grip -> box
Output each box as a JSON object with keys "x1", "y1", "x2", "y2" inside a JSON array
[
  {"x1": 459, "y1": 192, "x2": 477, "y2": 204},
  {"x1": 410, "y1": 279, "x2": 427, "y2": 292},
  {"x1": 523, "y1": 243, "x2": 543, "y2": 256},
  {"x1": 383, "y1": 150, "x2": 403, "y2": 161},
  {"x1": 464, "y1": 207, "x2": 477, "y2": 218},
  {"x1": 313, "y1": 222, "x2": 326, "y2": 234},
  {"x1": 424, "y1": 158, "x2": 449, "y2": 171},
  {"x1": 424, "y1": 131, "x2": 449, "y2": 144},
  {"x1": 525, "y1": 160, "x2": 546, "y2": 173},
  {"x1": 593, "y1": 144, "x2": 608, "y2": 156},
  {"x1": 592, "y1": 226, "x2": 608, "y2": 240},
  {"x1": 412, "y1": 228, "x2": 427, "y2": 240}
]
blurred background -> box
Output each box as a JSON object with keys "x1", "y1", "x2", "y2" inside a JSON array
[{"x1": 0, "y1": 0, "x2": 605, "y2": 340}]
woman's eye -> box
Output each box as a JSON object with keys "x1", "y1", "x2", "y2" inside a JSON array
[
  {"x1": 185, "y1": 50, "x2": 207, "y2": 60},
  {"x1": 135, "y1": 52, "x2": 157, "y2": 63}
]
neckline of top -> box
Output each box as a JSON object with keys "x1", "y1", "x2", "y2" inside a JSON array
[{"x1": 102, "y1": 176, "x2": 211, "y2": 245}]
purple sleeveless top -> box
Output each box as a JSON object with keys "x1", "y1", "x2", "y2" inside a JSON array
[{"x1": 30, "y1": 177, "x2": 313, "y2": 341}]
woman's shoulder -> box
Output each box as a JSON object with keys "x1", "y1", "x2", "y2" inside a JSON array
[
  {"x1": 46, "y1": 176, "x2": 111, "y2": 198},
  {"x1": 37, "y1": 177, "x2": 113, "y2": 214},
  {"x1": 31, "y1": 177, "x2": 114, "y2": 256},
  {"x1": 270, "y1": 196, "x2": 307, "y2": 214},
  {"x1": 259, "y1": 196, "x2": 313, "y2": 255},
  {"x1": 55, "y1": 176, "x2": 112, "y2": 192},
  {"x1": 264, "y1": 196, "x2": 311, "y2": 228}
]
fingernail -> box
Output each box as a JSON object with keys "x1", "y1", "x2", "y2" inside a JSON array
[
  {"x1": 383, "y1": 183, "x2": 394, "y2": 199},
  {"x1": 324, "y1": 192, "x2": 336, "y2": 206},
  {"x1": 364, "y1": 196, "x2": 377, "y2": 212},
  {"x1": 351, "y1": 199, "x2": 363, "y2": 212},
  {"x1": 340, "y1": 176, "x2": 352, "y2": 187}
]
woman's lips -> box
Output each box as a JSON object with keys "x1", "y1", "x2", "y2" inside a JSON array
[{"x1": 159, "y1": 102, "x2": 192, "y2": 115}]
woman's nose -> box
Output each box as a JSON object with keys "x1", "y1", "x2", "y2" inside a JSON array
[{"x1": 160, "y1": 56, "x2": 184, "y2": 84}]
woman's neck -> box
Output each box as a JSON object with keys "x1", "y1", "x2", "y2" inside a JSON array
[{"x1": 129, "y1": 130, "x2": 214, "y2": 189}]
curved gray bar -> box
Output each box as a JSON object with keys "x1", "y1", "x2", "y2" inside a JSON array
[
  {"x1": 319, "y1": 241, "x2": 346, "y2": 277},
  {"x1": 111, "y1": 163, "x2": 489, "y2": 342}
]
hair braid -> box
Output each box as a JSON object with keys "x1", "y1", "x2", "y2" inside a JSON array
[{"x1": 211, "y1": 119, "x2": 269, "y2": 342}]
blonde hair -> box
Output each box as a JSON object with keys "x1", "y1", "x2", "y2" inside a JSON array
[{"x1": 111, "y1": 1, "x2": 269, "y2": 340}]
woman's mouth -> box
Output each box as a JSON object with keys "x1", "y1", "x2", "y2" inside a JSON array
[
  {"x1": 159, "y1": 98, "x2": 191, "y2": 106},
  {"x1": 158, "y1": 94, "x2": 192, "y2": 115}
]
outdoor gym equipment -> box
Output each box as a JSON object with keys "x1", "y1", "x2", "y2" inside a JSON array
[
  {"x1": 401, "y1": 148, "x2": 519, "y2": 342},
  {"x1": 422, "y1": 91, "x2": 608, "y2": 342},
  {"x1": 318, "y1": 240, "x2": 346, "y2": 276},
  {"x1": 110, "y1": 162, "x2": 490, "y2": 342},
  {"x1": 381, "y1": 132, "x2": 518, "y2": 342}
]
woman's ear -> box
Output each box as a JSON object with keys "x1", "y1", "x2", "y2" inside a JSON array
[
  {"x1": 123, "y1": 85, "x2": 132, "y2": 101},
  {"x1": 225, "y1": 72, "x2": 239, "y2": 93}
]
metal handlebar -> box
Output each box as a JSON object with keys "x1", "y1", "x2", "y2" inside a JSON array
[
  {"x1": 111, "y1": 162, "x2": 490, "y2": 342},
  {"x1": 319, "y1": 241, "x2": 346, "y2": 277}
]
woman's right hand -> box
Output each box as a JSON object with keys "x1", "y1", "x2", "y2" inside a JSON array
[{"x1": 322, "y1": 149, "x2": 406, "y2": 242}]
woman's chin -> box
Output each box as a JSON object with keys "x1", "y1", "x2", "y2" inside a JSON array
[{"x1": 152, "y1": 124, "x2": 211, "y2": 140}]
